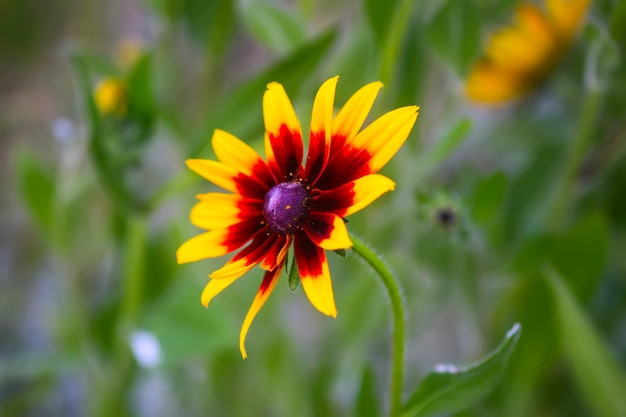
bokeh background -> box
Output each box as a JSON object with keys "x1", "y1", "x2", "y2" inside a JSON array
[{"x1": 2, "y1": 0, "x2": 626, "y2": 416}]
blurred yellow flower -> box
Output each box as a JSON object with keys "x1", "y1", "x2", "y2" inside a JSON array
[
  {"x1": 466, "y1": 0, "x2": 592, "y2": 103},
  {"x1": 94, "y1": 77, "x2": 127, "y2": 116}
]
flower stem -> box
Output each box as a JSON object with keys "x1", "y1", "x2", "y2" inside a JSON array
[
  {"x1": 349, "y1": 233, "x2": 405, "y2": 417},
  {"x1": 548, "y1": 89, "x2": 601, "y2": 229},
  {"x1": 95, "y1": 216, "x2": 146, "y2": 417},
  {"x1": 120, "y1": 216, "x2": 147, "y2": 331}
]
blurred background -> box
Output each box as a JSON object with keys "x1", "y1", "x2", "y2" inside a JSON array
[{"x1": 1, "y1": 0, "x2": 626, "y2": 416}]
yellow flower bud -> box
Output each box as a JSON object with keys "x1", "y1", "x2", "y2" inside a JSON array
[{"x1": 93, "y1": 77, "x2": 127, "y2": 116}]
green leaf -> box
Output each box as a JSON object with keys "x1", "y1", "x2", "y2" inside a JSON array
[
  {"x1": 402, "y1": 323, "x2": 521, "y2": 417},
  {"x1": 391, "y1": 6, "x2": 426, "y2": 107},
  {"x1": 127, "y1": 53, "x2": 156, "y2": 125},
  {"x1": 550, "y1": 213, "x2": 608, "y2": 300},
  {"x1": 124, "y1": 52, "x2": 157, "y2": 151},
  {"x1": 172, "y1": 0, "x2": 235, "y2": 56},
  {"x1": 354, "y1": 367, "x2": 380, "y2": 417},
  {"x1": 241, "y1": 1, "x2": 307, "y2": 54},
  {"x1": 14, "y1": 148, "x2": 56, "y2": 237},
  {"x1": 425, "y1": 0, "x2": 482, "y2": 75},
  {"x1": 471, "y1": 172, "x2": 507, "y2": 225},
  {"x1": 545, "y1": 267, "x2": 626, "y2": 417},
  {"x1": 195, "y1": 30, "x2": 337, "y2": 156},
  {"x1": 364, "y1": 0, "x2": 399, "y2": 47},
  {"x1": 288, "y1": 255, "x2": 300, "y2": 292}
]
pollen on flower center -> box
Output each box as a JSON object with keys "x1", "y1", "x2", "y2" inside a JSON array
[{"x1": 263, "y1": 180, "x2": 311, "y2": 234}]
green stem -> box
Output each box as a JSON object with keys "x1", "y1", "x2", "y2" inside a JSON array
[
  {"x1": 350, "y1": 233, "x2": 406, "y2": 417},
  {"x1": 379, "y1": 0, "x2": 414, "y2": 85},
  {"x1": 119, "y1": 216, "x2": 147, "y2": 333},
  {"x1": 548, "y1": 89, "x2": 601, "y2": 229},
  {"x1": 96, "y1": 216, "x2": 147, "y2": 417},
  {"x1": 610, "y1": 0, "x2": 626, "y2": 47}
]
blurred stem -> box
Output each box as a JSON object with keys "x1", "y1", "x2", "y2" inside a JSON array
[
  {"x1": 350, "y1": 233, "x2": 405, "y2": 417},
  {"x1": 96, "y1": 216, "x2": 146, "y2": 417},
  {"x1": 379, "y1": 0, "x2": 414, "y2": 85},
  {"x1": 548, "y1": 89, "x2": 601, "y2": 229},
  {"x1": 610, "y1": 0, "x2": 626, "y2": 48},
  {"x1": 120, "y1": 216, "x2": 147, "y2": 331}
]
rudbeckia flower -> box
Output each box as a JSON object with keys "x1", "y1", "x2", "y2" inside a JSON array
[
  {"x1": 466, "y1": 0, "x2": 592, "y2": 103},
  {"x1": 177, "y1": 76, "x2": 419, "y2": 357}
]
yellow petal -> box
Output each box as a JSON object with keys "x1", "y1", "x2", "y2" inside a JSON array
[
  {"x1": 546, "y1": 0, "x2": 591, "y2": 39},
  {"x1": 186, "y1": 159, "x2": 238, "y2": 193},
  {"x1": 239, "y1": 266, "x2": 283, "y2": 358},
  {"x1": 305, "y1": 76, "x2": 338, "y2": 180},
  {"x1": 332, "y1": 81, "x2": 383, "y2": 142},
  {"x1": 190, "y1": 193, "x2": 244, "y2": 230},
  {"x1": 466, "y1": 60, "x2": 529, "y2": 103},
  {"x1": 263, "y1": 82, "x2": 302, "y2": 141},
  {"x1": 176, "y1": 230, "x2": 231, "y2": 264},
  {"x1": 260, "y1": 235, "x2": 291, "y2": 271},
  {"x1": 486, "y1": 4, "x2": 557, "y2": 74},
  {"x1": 263, "y1": 82, "x2": 304, "y2": 179},
  {"x1": 201, "y1": 275, "x2": 240, "y2": 307},
  {"x1": 212, "y1": 129, "x2": 263, "y2": 177},
  {"x1": 313, "y1": 174, "x2": 396, "y2": 216},
  {"x1": 295, "y1": 235, "x2": 337, "y2": 317},
  {"x1": 351, "y1": 106, "x2": 419, "y2": 174},
  {"x1": 210, "y1": 257, "x2": 258, "y2": 280},
  {"x1": 343, "y1": 174, "x2": 396, "y2": 216},
  {"x1": 310, "y1": 76, "x2": 338, "y2": 142},
  {"x1": 304, "y1": 212, "x2": 352, "y2": 250}
]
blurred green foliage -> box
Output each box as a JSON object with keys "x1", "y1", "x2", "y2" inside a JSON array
[{"x1": 3, "y1": 0, "x2": 626, "y2": 416}]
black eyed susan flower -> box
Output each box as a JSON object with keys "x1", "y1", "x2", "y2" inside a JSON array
[
  {"x1": 177, "y1": 76, "x2": 419, "y2": 357},
  {"x1": 466, "y1": 0, "x2": 591, "y2": 103}
]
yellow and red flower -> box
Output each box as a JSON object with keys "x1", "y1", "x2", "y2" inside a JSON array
[
  {"x1": 177, "y1": 76, "x2": 419, "y2": 357},
  {"x1": 466, "y1": 0, "x2": 592, "y2": 103}
]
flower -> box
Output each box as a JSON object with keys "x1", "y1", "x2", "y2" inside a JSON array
[
  {"x1": 93, "y1": 77, "x2": 127, "y2": 116},
  {"x1": 466, "y1": 0, "x2": 591, "y2": 103},
  {"x1": 177, "y1": 76, "x2": 419, "y2": 357}
]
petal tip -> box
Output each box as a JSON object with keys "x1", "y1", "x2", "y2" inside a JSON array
[
  {"x1": 175, "y1": 247, "x2": 188, "y2": 264},
  {"x1": 322, "y1": 304, "x2": 338, "y2": 318},
  {"x1": 266, "y1": 81, "x2": 282, "y2": 90}
]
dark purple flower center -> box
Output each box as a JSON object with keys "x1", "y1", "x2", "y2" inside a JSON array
[{"x1": 263, "y1": 180, "x2": 311, "y2": 234}]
